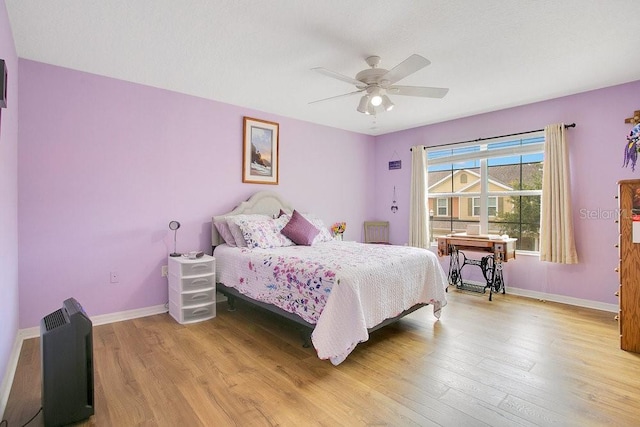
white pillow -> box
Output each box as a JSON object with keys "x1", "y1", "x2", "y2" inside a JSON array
[
  {"x1": 302, "y1": 213, "x2": 334, "y2": 244},
  {"x1": 237, "y1": 216, "x2": 294, "y2": 249},
  {"x1": 226, "y1": 214, "x2": 270, "y2": 247}
]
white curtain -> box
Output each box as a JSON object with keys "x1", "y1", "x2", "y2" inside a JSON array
[
  {"x1": 409, "y1": 145, "x2": 429, "y2": 248},
  {"x1": 540, "y1": 123, "x2": 579, "y2": 263}
]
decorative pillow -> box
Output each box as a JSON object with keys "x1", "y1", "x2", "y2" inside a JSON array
[
  {"x1": 273, "y1": 214, "x2": 295, "y2": 246},
  {"x1": 226, "y1": 214, "x2": 270, "y2": 247},
  {"x1": 236, "y1": 217, "x2": 294, "y2": 249},
  {"x1": 302, "y1": 213, "x2": 334, "y2": 243},
  {"x1": 213, "y1": 217, "x2": 236, "y2": 246},
  {"x1": 281, "y1": 210, "x2": 320, "y2": 246}
]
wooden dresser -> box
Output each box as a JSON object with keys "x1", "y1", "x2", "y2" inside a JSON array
[{"x1": 617, "y1": 179, "x2": 640, "y2": 353}]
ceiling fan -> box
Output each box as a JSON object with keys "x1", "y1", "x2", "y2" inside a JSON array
[{"x1": 310, "y1": 54, "x2": 449, "y2": 115}]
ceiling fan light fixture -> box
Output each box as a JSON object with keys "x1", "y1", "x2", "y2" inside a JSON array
[
  {"x1": 357, "y1": 95, "x2": 370, "y2": 113},
  {"x1": 381, "y1": 95, "x2": 394, "y2": 111},
  {"x1": 311, "y1": 54, "x2": 448, "y2": 117},
  {"x1": 365, "y1": 103, "x2": 376, "y2": 115},
  {"x1": 368, "y1": 86, "x2": 383, "y2": 107}
]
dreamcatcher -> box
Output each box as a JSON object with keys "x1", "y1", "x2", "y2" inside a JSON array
[
  {"x1": 391, "y1": 186, "x2": 398, "y2": 213},
  {"x1": 623, "y1": 123, "x2": 640, "y2": 171}
]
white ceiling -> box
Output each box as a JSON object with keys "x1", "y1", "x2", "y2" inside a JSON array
[{"x1": 6, "y1": 1, "x2": 640, "y2": 136}]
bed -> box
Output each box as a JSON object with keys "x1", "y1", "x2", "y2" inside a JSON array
[{"x1": 211, "y1": 191, "x2": 448, "y2": 365}]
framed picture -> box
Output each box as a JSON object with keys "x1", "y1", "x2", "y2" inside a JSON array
[
  {"x1": 0, "y1": 59, "x2": 7, "y2": 108},
  {"x1": 242, "y1": 117, "x2": 279, "y2": 185}
]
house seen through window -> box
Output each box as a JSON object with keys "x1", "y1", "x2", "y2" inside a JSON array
[{"x1": 427, "y1": 133, "x2": 544, "y2": 252}]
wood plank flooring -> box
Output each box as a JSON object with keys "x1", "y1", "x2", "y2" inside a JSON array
[{"x1": 4, "y1": 289, "x2": 640, "y2": 426}]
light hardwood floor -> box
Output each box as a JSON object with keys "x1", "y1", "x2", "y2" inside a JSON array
[{"x1": 4, "y1": 289, "x2": 640, "y2": 426}]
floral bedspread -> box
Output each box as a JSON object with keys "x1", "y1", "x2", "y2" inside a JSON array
[{"x1": 214, "y1": 241, "x2": 448, "y2": 365}]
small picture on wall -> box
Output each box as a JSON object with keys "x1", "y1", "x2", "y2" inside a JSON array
[
  {"x1": 242, "y1": 117, "x2": 279, "y2": 185},
  {"x1": 0, "y1": 59, "x2": 7, "y2": 109}
]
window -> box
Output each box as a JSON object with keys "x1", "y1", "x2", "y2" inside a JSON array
[
  {"x1": 427, "y1": 133, "x2": 544, "y2": 252},
  {"x1": 472, "y1": 196, "x2": 497, "y2": 216},
  {"x1": 436, "y1": 198, "x2": 448, "y2": 216},
  {"x1": 488, "y1": 197, "x2": 497, "y2": 216}
]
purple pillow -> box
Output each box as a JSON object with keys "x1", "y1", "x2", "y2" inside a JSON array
[{"x1": 281, "y1": 210, "x2": 320, "y2": 246}]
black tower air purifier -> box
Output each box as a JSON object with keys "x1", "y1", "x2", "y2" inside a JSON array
[{"x1": 40, "y1": 298, "x2": 94, "y2": 427}]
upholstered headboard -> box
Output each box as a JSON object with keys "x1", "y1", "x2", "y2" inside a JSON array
[{"x1": 211, "y1": 191, "x2": 294, "y2": 247}]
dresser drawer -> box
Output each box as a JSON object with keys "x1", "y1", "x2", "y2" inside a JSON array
[
  {"x1": 169, "y1": 301, "x2": 215, "y2": 324},
  {"x1": 168, "y1": 256, "x2": 214, "y2": 277},
  {"x1": 169, "y1": 273, "x2": 214, "y2": 292},
  {"x1": 169, "y1": 287, "x2": 215, "y2": 307}
]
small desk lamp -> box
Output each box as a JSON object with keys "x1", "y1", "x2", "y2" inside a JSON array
[{"x1": 169, "y1": 221, "x2": 181, "y2": 257}]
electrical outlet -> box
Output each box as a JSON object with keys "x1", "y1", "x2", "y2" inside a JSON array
[
  {"x1": 110, "y1": 271, "x2": 119, "y2": 283},
  {"x1": 161, "y1": 265, "x2": 168, "y2": 277}
]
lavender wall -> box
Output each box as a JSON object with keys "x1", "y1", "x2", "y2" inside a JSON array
[
  {"x1": 17, "y1": 60, "x2": 375, "y2": 328},
  {"x1": 15, "y1": 54, "x2": 639, "y2": 330},
  {"x1": 0, "y1": 0, "x2": 19, "y2": 398},
  {"x1": 374, "y1": 80, "x2": 640, "y2": 305}
]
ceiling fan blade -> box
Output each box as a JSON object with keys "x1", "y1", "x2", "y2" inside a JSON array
[
  {"x1": 388, "y1": 85, "x2": 449, "y2": 98},
  {"x1": 308, "y1": 89, "x2": 364, "y2": 104},
  {"x1": 381, "y1": 54, "x2": 431, "y2": 85},
  {"x1": 312, "y1": 67, "x2": 366, "y2": 88}
]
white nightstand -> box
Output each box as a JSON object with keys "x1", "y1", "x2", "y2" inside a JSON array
[{"x1": 168, "y1": 254, "x2": 216, "y2": 324}]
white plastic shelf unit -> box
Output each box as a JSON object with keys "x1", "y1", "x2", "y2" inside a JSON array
[{"x1": 168, "y1": 254, "x2": 216, "y2": 324}]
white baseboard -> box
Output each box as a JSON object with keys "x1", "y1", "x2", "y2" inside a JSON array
[
  {"x1": 507, "y1": 287, "x2": 618, "y2": 313},
  {"x1": 19, "y1": 304, "x2": 169, "y2": 340},
  {"x1": 0, "y1": 330, "x2": 29, "y2": 421},
  {"x1": 92, "y1": 303, "x2": 169, "y2": 326},
  {"x1": 0, "y1": 303, "x2": 168, "y2": 419}
]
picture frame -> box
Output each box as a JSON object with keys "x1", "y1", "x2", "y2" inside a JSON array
[
  {"x1": 0, "y1": 59, "x2": 7, "y2": 109},
  {"x1": 242, "y1": 117, "x2": 279, "y2": 185}
]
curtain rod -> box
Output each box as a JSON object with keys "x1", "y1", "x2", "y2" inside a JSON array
[{"x1": 410, "y1": 122, "x2": 576, "y2": 151}]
